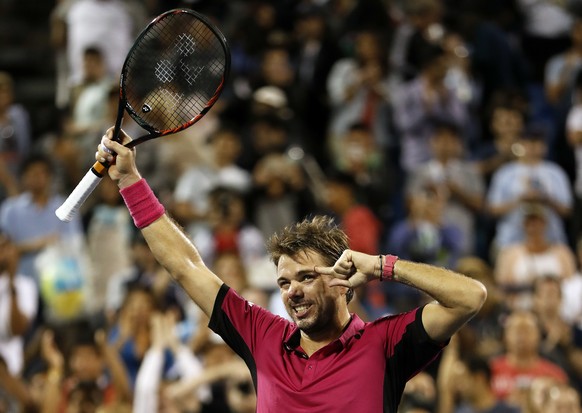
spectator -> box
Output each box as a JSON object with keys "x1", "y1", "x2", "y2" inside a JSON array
[
  {"x1": 545, "y1": 18, "x2": 582, "y2": 107},
  {"x1": 327, "y1": 29, "x2": 393, "y2": 157},
  {"x1": 407, "y1": 119, "x2": 485, "y2": 255},
  {"x1": 438, "y1": 345, "x2": 521, "y2": 413},
  {"x1": 65, "y1": 0, "x2": 135, "y2": 86},
  {"x1": 105, "y1": 233, "x2": 185, "y2": 323},
  {"x1": 486, "y1": 124, "x2": 573, "y2": 252},
  {"x1": 0, "y1": 71, "x2": 31, "y2": 177},
  {"x1": 323, "y1": 170, "x2": 382, "y2": 255},
  {"x1": 0, "y1": 154, "x2": 84, "y2": 281},
  {"x1": 85, "y1": 176, "x2": 133, "y2": 317},
  {"x1": 334, "y1": 122, "x2": 396, "y2": 223},
  {"x1": 490, "y1": 311, "x2": 568, "y2": 407},
  {"x1": 0, "y1": 232, "x2": 37, "y2": 378},
  {"x1": 133, "y1": 311, "x2": 205, "y2": 413},
  {"x1": 518, "y1": 0, "x2": 574, "y2": 83},
  {"x1": 40, "y1": 325, "x2": 131, "y2": 413},
  {"x1": 455, "y1": 256, "x2": 508, "y2": 359},
  {"x1": 475, "y1": 90, "x2": 527, "y2": 185},
  {"x1": 64, "y1": 46, "x2": 114, "y2": 168},
  {"x1": 566, "y1": 102, "x2": 582, "y2": 242},
  {"x1": 387, "y1": 185, "x2": 463, "y2": 270},
  {"x1": 107, "y1": 284, "x2": 159, "y2": 388},
  {"x1": 393, "y1": 43, "x2": 469, "y2": 173},
  {"x1": 172, "y1": 126, "x2": 252, "y2": 237},
  {"x1": 494, "y1": 203, "x2": 576, "y2": 311},
  {"x1": 532, "y1": 276, "x2": 576, "y2": 379},
  {"x1": 292, "y1": 3, "x2": 340, "y2": 167},
  {"x1": 192, "y1": 187, "x2": 267, "y2": 271}
]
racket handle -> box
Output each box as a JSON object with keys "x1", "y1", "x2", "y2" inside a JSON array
[{"x1": 55, "y1": 167, "x2": 103, "y2": 222}]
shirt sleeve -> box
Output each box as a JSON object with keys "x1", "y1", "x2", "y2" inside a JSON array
[
  {"x1": 209, "y1": 284, "x2": 289, "y2": 359},
  {"x1": 381, "y1": 306, "x2": 447, "y2": 389}
]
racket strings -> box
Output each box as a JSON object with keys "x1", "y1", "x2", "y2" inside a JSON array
[{"x1": 123, "y1": 12, "x2": 227, "y2": 132}]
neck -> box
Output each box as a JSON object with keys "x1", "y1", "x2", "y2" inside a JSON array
[
  {"x1": 300, "y1": 311, "x2": 351, "y2": 356},
  {"x1": 471, "y1": 388, "x2": 497, "y2": 410},
  {"x1": 508, "y1": 351, "x2": 538, "y2": 367},
  {"x1": 32, "y1": 192, "x2": 49, "y2": 206},
  {"x1": 525, "y1": 236, "x2": 548, "y2": 252}
]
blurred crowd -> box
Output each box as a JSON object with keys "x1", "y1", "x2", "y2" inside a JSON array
[{"x1": 3, "y1": 0, "x2": 582, "y2": 412}]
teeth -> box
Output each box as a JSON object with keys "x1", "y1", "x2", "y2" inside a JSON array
[{"x1": 294, "y1": 305, "x2": 309, "y2": 313}]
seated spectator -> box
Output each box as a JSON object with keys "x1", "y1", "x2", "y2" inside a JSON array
[
  {"x1": 494, "y1": 203, "x2": 576, "y2": 310},
  {"x1": 455, "y1": 256, "x2": 508, "y2": 359},
  {"x1": 0, "y1": 154, "x2": 84, "y2": 282},
  {"x1": 486, "y1": 124, "x2": 573, "y2": 252},
  {"x1": 105, "y1": 231, "x2": 185, "y2": 326},
  {"x1": 393, "y1": 43, "x2": 468, "y2": 173},
  {"x1": 490, "y1": 311, "x2": 568, "y2": 408},
  {"x1": 326, "y1": 29, "x2": 393, "y2": 156},
  {"x1": 324, "y1": 170, "x2": 382, "y2": 255},
  {"x1": 437, "y1": 341, "x2": 521, "y2": 413},
  {"x1": 0, "y1": 72, "x2": 31, "y2": 177},
  {"x1": 407, "y1": 119, "x2": 485, "y2": 255},
  {"x1": 85, "y1": 176, "x2": 133, "y2": 317},
  {"x1": 384, "y1": 185, "x2": 463, "y2": 312},
  {"x1": 193, "y1": 187, "x2": 267, "y2": 271},
  {"x1": 545, "y1": 18, "x2": 582, "y2": 107},
  {"x1": 474, "y1": 90, "x2": 527, "y2": 185},
  {"x1": 334, "y1": 122, "x2": 396, "y2": 223},
  {"x1": 532, "y1": 276, "x2": 577, "y2": 380},
  {"x1": 250, "y1": 135, "x2": 309, "y2": 240},
  {"x1": 172, "y1": 126, "x2": 252, "y2": 236},
  {"x1": 0, "y1": 231, "x2": 37, "y2": 408},
  {"x1": 387, "y1": 185, "x2": 463, "y2": 270},
  {"x1": 63, "y1": 46, "x2": 114, "y2": 167}
]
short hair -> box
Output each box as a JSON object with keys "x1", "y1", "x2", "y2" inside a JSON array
[
  {"x1": 83, "y1": 46, "x2": 103, "y2": 58},
  {"x1": 266, "y1": 216, "x2": 353, "y2": 303},
  {"x1": 19, "y1": 153, "x2": 54, "y2": 176},
  {"x1": 465, "y1": 356, "x2": 492, "y2": 382}
]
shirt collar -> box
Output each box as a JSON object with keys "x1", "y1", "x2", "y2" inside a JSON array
[{"x1": 283, "y1": 314, "x2": 366, "y2": 353}]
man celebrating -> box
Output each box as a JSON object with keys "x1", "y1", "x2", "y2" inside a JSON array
[{"x1": 95, "y1": 128, "x2": 487, "y2": 412}]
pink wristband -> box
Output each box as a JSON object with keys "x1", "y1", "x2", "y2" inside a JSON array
[
  {"x1": 381, "y1": 254, "x2": 399, "y2": 281},
  {"x1": 120, "y1": 178, "x2": 165, "y2": 228}
]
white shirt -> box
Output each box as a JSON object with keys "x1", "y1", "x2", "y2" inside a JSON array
[
  {"x1": 66, "y1": 0, "x2": 133, "y2": 84},
  {"x1": 0, "y1": 274, "x2": 38, "y2": 375}
]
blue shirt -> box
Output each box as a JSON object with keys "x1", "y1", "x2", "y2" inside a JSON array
[{"x1": 0, "y1": 192, "x2": 83, "y2": 279}]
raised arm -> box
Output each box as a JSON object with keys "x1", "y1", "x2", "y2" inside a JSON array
[
  {"x1": 98, "y1": 129, "x2": 223, "y2": 317},
  {"x1": 318, "y1": 250, "x2": 487, "y2": 343}
]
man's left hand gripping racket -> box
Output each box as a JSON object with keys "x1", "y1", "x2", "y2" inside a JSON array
[{"x1": 56, "y1": 9, "x2": 230, "y2": 222}]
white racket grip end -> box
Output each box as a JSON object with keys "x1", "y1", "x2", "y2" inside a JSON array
[{"x1": 56, "y1": 169, "x2": 103, "y2": 222}]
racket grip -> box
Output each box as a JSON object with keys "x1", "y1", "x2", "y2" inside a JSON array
[{"x1": 55, "y1": 168, "x2": 103, "y2": 222}]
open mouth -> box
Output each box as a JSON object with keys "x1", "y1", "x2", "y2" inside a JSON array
[{"x1": 292, "y1": 304, "x2": 312, "y2": 318}]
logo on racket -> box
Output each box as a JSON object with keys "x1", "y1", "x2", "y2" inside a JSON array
[{"x1": 154, "y1": 33, "x2": 205, "y2": 86}]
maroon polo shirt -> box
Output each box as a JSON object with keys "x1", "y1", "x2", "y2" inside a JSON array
[{"x1": 209, "y1": 284, "x2": 446, "y2": 413}]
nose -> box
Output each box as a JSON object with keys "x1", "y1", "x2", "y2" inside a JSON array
[{"x1": 287, "y1": 280, "x2": 303, "y2": 299}]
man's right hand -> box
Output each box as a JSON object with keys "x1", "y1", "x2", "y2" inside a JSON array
[{"x1": 96, "y1": 127, "x2": 142, "y2": 189}]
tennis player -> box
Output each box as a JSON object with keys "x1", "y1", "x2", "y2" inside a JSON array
[{"x1": 97, "y1": 128, "x2": 487, "y2": 413}]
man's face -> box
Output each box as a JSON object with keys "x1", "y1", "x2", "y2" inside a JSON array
[{"x1": 277, "y1": 250, "x2": 343, "y2": 334}]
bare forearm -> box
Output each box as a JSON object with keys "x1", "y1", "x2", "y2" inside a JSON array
[
  {"x1": 393, "y1": 260, "x2": 485, "y2": 311},
  {"x1": 393, "y1": 260, "x2": 486, "y2": 341},
  {"x1": 9, "y1": 292, "x2": 30, "y2": 336},
  {"x1": 141, "y1": 215, "x2": 223, "y2": 316}
]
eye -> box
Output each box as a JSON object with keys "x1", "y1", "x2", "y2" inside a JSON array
[
  {"x1": 278, "y1": 280, "x2": 290, "y2": 290},
  {"x1": 302, "y1": 274, "x2": 315, "y2": 283}
]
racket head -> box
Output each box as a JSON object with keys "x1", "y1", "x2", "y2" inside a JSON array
[{"x1": 120, "y1": 9, "x2": 230, "y2": 147}]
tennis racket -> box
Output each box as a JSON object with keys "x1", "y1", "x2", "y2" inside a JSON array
[{"x1": 56, "y1": 8, "x2": 230, "y2": 222}]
